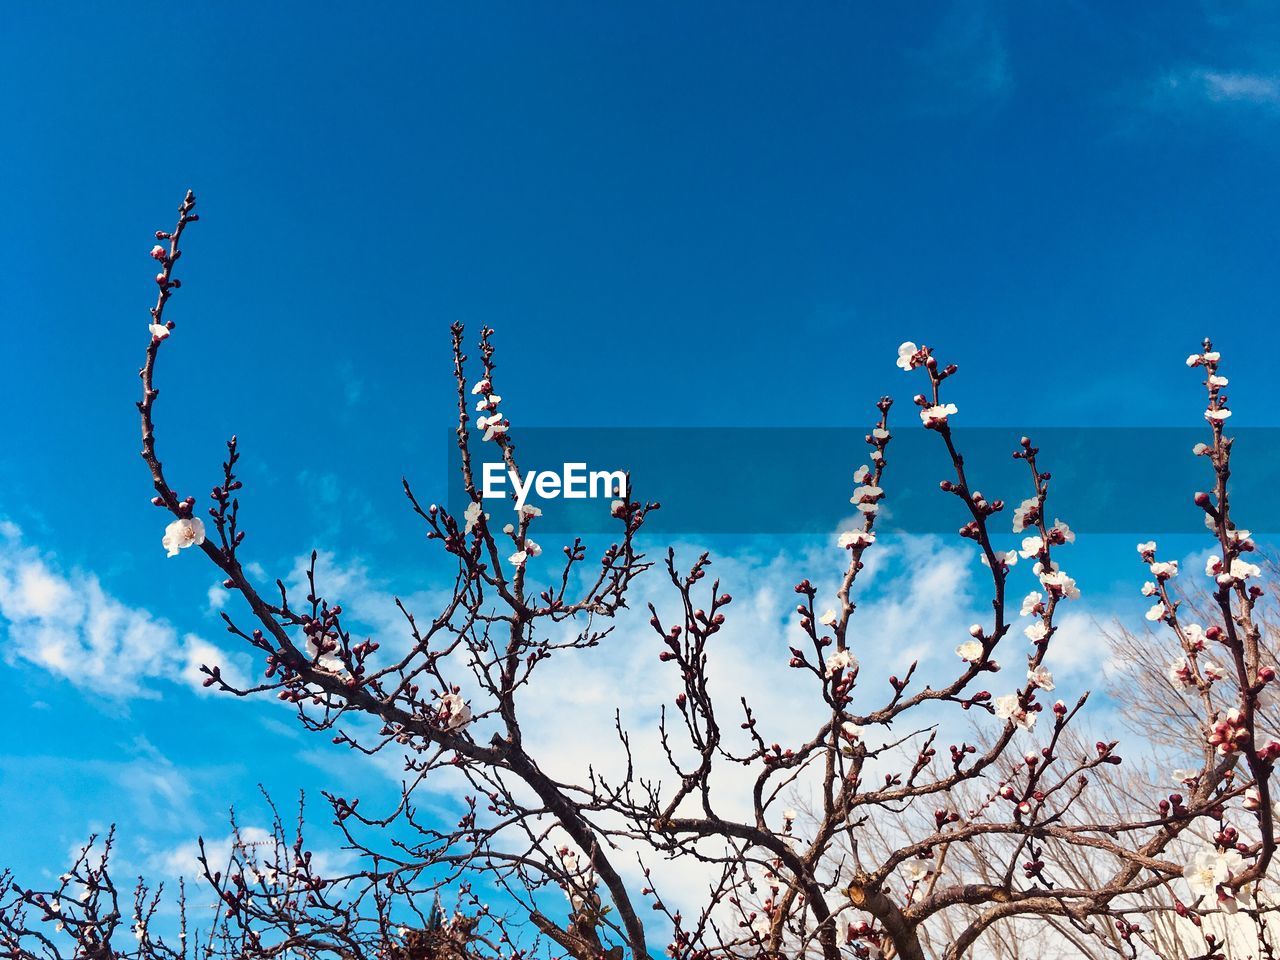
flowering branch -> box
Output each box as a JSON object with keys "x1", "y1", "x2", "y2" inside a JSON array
[{"x1": 1, "y1": 195, "x2": 1276, "y2": 960}]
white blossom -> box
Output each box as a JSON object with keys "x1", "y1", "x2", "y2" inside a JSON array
[
  {"x1": 439, "y1": 692, "x2": 472, "y2": 731},
  {"x1": 1184, "y1": 849, "x2": 1228, "y2": 899},
  {"x1": 920, "y1": 403, "x2": 958, "y2": 427},
  {"x1": 1183, "y1": 623, "x2": 1207, "y2": 650},
  {"x1": 1168, "y1": 658, "x2": 1194, "y2": 690},
  {"x1": 470, "y1": 379, "x2": 491, "y2": 396},
  {"x1": 1231, "y1": 558, "x2": 1262, "y2": 580},
  {"x1": 955, "y1": 640, "x2": 984, "y2": 662},
  {"x1": 1027, "y1": 665, "x2": 1054, "y2": 691},
  {"x1": 818, "y1": 609, "x2": 838, "y2": 627},
  {"x1": 162, "y1": 517, "x2": 205, "y2": 557},
  {"x1": 1137, "y1": 540, "x2": 1157, "y2": 556},
  {"x1": 464, "y1": 500, "x2": 488, "y2": 535},
  {"x1": 1012, "y1": 497, "x2": 1040, "y2": 532},
  {"x1": 851, "y1": 484, "x2": 883, "y2": 505},
  {"x1": 305, "y1": 633, "x2": 347, "y2": 675},
  {"x1": 1018, "y1": 535, "x2": 1044, "y2": 559},
  {"x1": 1183, "y1": 848, "x2": 1248, "y2": 912},
  {"x1": 148, "y1": 323, "x2": 170, "y2": 340},
  {"x1": 902, "y1": 861, "x2": 929, "y2": 883},
  {"x1": 1145, "y1": 602, "x2": 1167, "y2": 622},
  {"x1": 994, "y1": 693, "x2": 1035, "y2": 731},
  {"x1": 838, "y1": 529, "x2": 875, "y2": 549},
  {"x1": 1020, "y1": 591, "x2": 1043, "y2": 616},
  {"x1": 1205, "y1": 407, "x2": 1232, "y2": 422},
  {"x1": 825, "y1": 648, "x2": 856, "y2": 677},
  {"x1": 896, "y1": 341, "x2": 920, "y2": 371},
  {"x1": 981, "y1": 549, "x2": 1018, "y2": 569},
  {"x1": 1039, "y1": 569, "x2": 1080, "y2": 600},
  {"x1": 1024, "y1": 621, "x2": 1049, "y2": 644}
]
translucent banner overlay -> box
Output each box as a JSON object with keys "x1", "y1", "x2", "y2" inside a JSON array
[{"x1": 447, "y1": 428, "x2": 1280, "y2": 534}]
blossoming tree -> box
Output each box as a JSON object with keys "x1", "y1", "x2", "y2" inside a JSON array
[{"x1": 1, "y1": 191, "x2": 1277, "y2": 960}]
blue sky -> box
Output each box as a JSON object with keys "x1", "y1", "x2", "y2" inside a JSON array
[{"x1": 0, "y1": 0, "x2": 1278, "y2": 933}]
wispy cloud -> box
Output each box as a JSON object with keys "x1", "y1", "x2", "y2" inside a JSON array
[
  {"x1": 1154, "y1": 67, "x2": 1280, "y2": 109},
  {"x1": 909, "y1": 3, "x2": 1013, "y2": 113},
  {"x1": 0, "y1": 522, "x2": 250, "y2": 699}
]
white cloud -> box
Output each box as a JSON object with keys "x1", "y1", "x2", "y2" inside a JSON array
[
  {"x1": 150, "y1": 824, "x2": 357, "y2": 884},
  {"x1": 1156, "y1": 67, "x2": 1280, "y2": 109},
  {"x1": 1196, "y1": 70, "x2": 1280, "y2": 104},
  {"x1": 0, "y1": 524, "x2": 250, "y2": 698}
]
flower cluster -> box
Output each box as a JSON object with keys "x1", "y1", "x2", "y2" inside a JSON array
[
  {"x1": 993, "y1": 692, "x2": 1035, "y2": 732},
  {"x1": 556, "y1": 846, "x2": 600, "y2": 916},
  {"x1": 1207, "y1": 707, "x2": 1250, "y2": 756},
  {"x1": 472, "y1": 378, "x2": 508, "y2": 442},
  {"x1": 1206, "y1": 553, "x2": 1261, "y2": 585},
  {"x1": 1188, "y1": 347, "x2": 1233, "y2": 424}
]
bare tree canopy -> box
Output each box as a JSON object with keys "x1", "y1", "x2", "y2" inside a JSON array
[{"x1": 2, "y1": 192, "x2": 1277, "y2": 960}]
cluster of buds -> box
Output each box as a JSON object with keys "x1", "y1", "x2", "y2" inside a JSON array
[
  {"x1": 1207, "y1": 708, "x2": 1251, "y2": 756},
  {"x1": 897, "y1": 341, "x2": 960, "y2": 429},
  {"x1": 1157, "y1": 792, "x2": 1188, "y2": 820}
]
